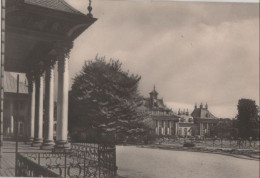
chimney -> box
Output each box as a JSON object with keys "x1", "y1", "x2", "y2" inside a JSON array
[
  {"x1": 186, "y1": 108, "x2": 189, "y2": 116},
  {"x1": 200, "y1": 102, "x2": 203, "y2": 109}
]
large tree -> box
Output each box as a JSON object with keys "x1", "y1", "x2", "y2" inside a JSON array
[
  {"x1": 237, "y1": 98, "x2": 259, "y2": 139},
  {"x1": 69, "y1": 56, "x2": 146, "y2": 143}
]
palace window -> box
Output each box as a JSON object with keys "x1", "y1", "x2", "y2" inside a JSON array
[
  {"x1": 184, "y1": 128, "x2": 187, "y2": 136},
  {"x1": 19, "y1": 122, "x2": 24, "y2": 135},
  {"x1": 159, "y1": 121, "x2": 162, "y2": 127},
  {"x1": 166, "y1": 121, "x2": 170, "y2": 127},
  {"x1": 178, "y1": 129, "x2": 182, "y2": 135}
]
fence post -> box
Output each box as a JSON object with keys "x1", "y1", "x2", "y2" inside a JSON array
[
  {"x1": 38, "y1": 153, "x2": 40, "y2": 165},
  {"x1": 15, "y1": 75, "x2": 20, "y2": 177},
  {"x1": 98, "y1": 145, "x2": 101, "y2": 178},
  {"x1": 84, "y1": 151, "x2": 86, "y2": 178},
  {"x1": 114, "y1": 145, "x2": 117, "y2": 177},
  {"x1": 64, "y1": 151, "x2": 67, "y2": 178}
]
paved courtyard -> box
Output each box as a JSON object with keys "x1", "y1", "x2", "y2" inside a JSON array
[{"x1": 117, "y1": 146, "x2": 260, "y2": 178}]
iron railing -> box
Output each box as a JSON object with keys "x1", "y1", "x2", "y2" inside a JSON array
[{"x1": 16, "y1": 143, "x2": 117, "y2": 178}]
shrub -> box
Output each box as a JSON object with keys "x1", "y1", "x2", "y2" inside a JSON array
[{"x1": 183, "y1": 142, "x2": 195, "y2": 147}]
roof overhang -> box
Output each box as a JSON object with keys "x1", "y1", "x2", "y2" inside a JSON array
[{"x1": 5, "y1": 0, "x2": 97, "y2": 73}]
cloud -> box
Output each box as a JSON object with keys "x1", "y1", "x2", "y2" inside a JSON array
[{"x1": 66, "y1": 1, "x2": 259, "y2": 118}]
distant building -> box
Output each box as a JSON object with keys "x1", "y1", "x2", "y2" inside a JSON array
[
  {"x1": 138, "y1": 86, "x2": 180, "y2": 136},
  {"x1": 3, "y1": 72, "x2": 29, "y2": 139},
  {"x1": 177, "y1": 109, "x2": 195, "y2": 136},
  {"x1": 191, "y1": 103, "x2": 218, "y2": 137},
  {"x1": 139, "y1": 86, "x2": 226, "y2": 137}
]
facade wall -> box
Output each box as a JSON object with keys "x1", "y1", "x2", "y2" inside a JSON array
[{"x1": 154, "y1": 118, "x2": 224, "y2": 137}]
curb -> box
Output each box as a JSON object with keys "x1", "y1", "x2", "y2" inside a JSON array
[{"x1": 139, "y1": 145, "x2": 260, "y2": 161}]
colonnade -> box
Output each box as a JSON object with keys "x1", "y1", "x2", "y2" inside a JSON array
[{"x1": 27, "y1": 57, "x2": 69, "y2": 149}]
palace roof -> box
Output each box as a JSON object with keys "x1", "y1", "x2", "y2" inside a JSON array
[
  {"x1": 150, "y1": 115, "x2": 180, "y2": 121},
  {"x1": 191, "y1": 105, "x2": 217, "y2": 119},
  {"x1": 25, "y1": 0, "x2": 83, "y2": 15},
  {"x1": 179, "y1": 123, "x2": 194, "y2": 127},
  {"x1": 140, "y1": 98, "x2": 172, "y2": 112}
]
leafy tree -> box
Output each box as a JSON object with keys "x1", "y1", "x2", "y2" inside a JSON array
[
  {"x1": 209, "y1": 119, "x2": 236, "y2": 138},
  {"x1": 69, "y1": 56, "x2": 146, "y2": 143},
  {"x1": 237, "y1": 98, "x2": 259, "y2": 139}
]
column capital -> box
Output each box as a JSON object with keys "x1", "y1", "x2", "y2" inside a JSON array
[
  {"x1": 26, "y1": 63, "x2": 45, "y2": 80},
  {"x1": 53, "y1": 40, "x2": 73, "y2": 60},
  {"x1": 26, "y1": 73, "x2": 35, "y2": 93}
]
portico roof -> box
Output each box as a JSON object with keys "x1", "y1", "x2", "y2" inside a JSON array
[
  {"x1": 24, "y1": 0, "x2": 82, "y2": 15},
  {"x1": 5, "y1": 0, "x2": 97, "y2": 73}
]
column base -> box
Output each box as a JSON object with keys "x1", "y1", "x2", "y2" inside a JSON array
[
  {"x1": 53, "y1": 140, "x2": 71, "y2": 152},
  {"x1": 31, "y1": 138, "x2": 43, "y2": 147},
  {"x1": 41, "y1": 140, "x2": 55, "y2": 150},
  {"x1": 25, "y1": 137, "x2": 34, "y2": 145}
]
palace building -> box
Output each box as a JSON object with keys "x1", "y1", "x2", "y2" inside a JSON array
[
  {"x1": 140, "y1": 86, "x2": 219, "y2": 137},
  {"x1": 191, "y1": 103, "x2": 218, "y2": 137}
]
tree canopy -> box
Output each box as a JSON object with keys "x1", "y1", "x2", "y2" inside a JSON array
[
  {"x1": 237, "y1": 98, "x2": 259, "y2": 139},
  {"x1": 69, "y1": 56, "x2": 148, "y2": 143}
]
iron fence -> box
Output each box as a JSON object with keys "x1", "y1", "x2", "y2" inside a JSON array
[{"x1": 16, "y1": 143, "x2": 117, "y2": 178}]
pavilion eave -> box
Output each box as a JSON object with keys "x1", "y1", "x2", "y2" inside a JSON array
[{"x1": 5, "y1": 0, "x2": 97, "y2": 74}]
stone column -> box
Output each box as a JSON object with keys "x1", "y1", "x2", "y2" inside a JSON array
[
  {"x1": 10, "y1": 100, "x2": 14, "y2": 136},
  {"x1": 41, "y1": 67, "x2": 55, "y2": 149},
  {"x1": 206, "y1": 123, "x2": 209, "y2": 135},
  {"x1": 55, "y1": 57, "x2": 70, "y2": 149},
  {"x1": 163, "y1": 121, "x2": 166, "y2": 135},
  {"x1": 175, "y1": 122, "x2": 178, "y2": 135},
  {"x1": 199, "y1": 123, "x2": 202, "y2": 136},
  {"x1": 200, "y1": 123, "x2": 204, "y2": 136},
  {"x1": 169, "y1": 121, "x2": 172, "y2": 135},
  {"x1": 156, "y1": 120, "x2": 158, "y2": 135},
  {"x1": 27, "y1": 79, "x2": 35, "y2": 143},
  {"x1": 32, "y1": 75, "x2": 44, "y2": 147}
]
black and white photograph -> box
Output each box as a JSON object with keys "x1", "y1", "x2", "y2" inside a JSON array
[{"x1": 0, "y1": 0, "x2": 259, "y2": 177}]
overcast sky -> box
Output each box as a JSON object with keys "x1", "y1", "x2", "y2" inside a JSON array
[{"x1": 65, "y1": 0, "x2": 259, "y2": 118}]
